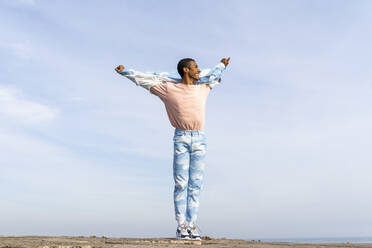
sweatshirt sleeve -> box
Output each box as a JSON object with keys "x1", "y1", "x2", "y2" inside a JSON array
[
  {"x1": 197, "y1": 62, "x2": 226, "y2": 89},
  {"x1": 117, "y1": 69, "x2": 177, "y2": 91},
  {"x1": 116, "y1": 63, "x2": 226, "y2": 90}
]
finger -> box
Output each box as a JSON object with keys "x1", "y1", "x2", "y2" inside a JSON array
[{"x1": 227, "y1": 57, "x2": 230, "y2": 62}]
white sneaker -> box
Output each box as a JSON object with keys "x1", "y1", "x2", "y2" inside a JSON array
[
  {"x1": 176, "y1": 223, "x2": 190, "y2": 240},
  {"x1": 187, "y1": 223, "x2": 201, "y2": 241}
]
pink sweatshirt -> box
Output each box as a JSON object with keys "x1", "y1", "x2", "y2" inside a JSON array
[
  {"x1": 117, "y1": 62, "x2": 226, "y2": 130},
  {"x1": 150, "y1": 82, "x2": 211, "y2": 130}
]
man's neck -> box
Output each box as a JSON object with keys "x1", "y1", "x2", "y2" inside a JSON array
[{"x1": 181, "y1": 76, "x2": 195, "y2": 85}]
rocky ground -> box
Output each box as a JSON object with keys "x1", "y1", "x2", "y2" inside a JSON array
[{"x1": 1, "y1": 236, "x2": 372, "y2": 248}]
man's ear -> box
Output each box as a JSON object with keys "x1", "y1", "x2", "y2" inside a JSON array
[{"x1": 183, "y1": 67, "x2": 189, "y2": 74}]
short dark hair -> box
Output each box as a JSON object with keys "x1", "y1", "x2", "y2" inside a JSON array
[{"x1": 177, "y1": 58, "x2": 195, "y2": 78}]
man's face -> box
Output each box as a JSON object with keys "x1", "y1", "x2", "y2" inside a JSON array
[{"x1": 186, "y1": 61, "x2": 201, "y2": 81}]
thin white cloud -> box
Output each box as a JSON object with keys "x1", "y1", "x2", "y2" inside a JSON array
[
  {"x1": 8, "y1": 41, "x2": 33, "y2": 59},
  {"x1": 71, "y1": 96, "x2": 85, "y2": 101},
  {"x1": 0, "y1": 86, "x2": 58, "y2": 124},
  {"x1": 119, "y1": 145, "x2": 169, "y2": 159}
]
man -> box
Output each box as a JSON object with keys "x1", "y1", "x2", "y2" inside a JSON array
[{"x1": 114, "y1": 57, "x2": 230, "y2": 240}]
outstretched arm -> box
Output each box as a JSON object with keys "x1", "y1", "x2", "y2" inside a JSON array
[
  {"x1": 114, "y1": 57, "x2": 230, "y2": 90},
  {"x1": 114, "y1": 65, "x2": 177, "y2": 91},
  {"x1": 197, "y1": 57, "x2": 230, "y2": 89}
]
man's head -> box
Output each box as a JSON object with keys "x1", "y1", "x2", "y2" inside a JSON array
[{"x1": 177, "y1": 58, "x2": 201, "y2": 81}]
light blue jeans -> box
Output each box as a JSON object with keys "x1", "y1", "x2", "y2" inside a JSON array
[{"x1": 173, "y1": 128, "x2": 207, "y2": 225}]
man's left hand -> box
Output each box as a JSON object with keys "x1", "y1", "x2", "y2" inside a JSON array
[{"x1": 221, "y1": 57, "x2": 230, "y2": 67}]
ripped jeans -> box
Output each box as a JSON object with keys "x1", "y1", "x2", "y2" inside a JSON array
[{"x1": 173, "y1": 128, "x2": 207, "y2": 225}]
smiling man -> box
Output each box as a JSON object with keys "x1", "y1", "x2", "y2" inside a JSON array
[{"x1": 115, "y1": 57, "x2": 230, "y2": 240}]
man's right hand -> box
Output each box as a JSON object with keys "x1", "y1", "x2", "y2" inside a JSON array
[{"x1": 115, "y1": 65, "x2": 125, "y2": 73}]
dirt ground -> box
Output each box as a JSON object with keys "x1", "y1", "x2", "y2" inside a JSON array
[{"x1": 1, "y1": 236, "x2": 372, "y2": 248}]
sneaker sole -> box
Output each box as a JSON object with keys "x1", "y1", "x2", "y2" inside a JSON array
[{"x1": 176, "y1": 237, "x2": 191, "y2": 240}]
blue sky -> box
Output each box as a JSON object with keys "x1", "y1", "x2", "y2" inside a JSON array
[{"x1": 1, "y1": 0, "x2": 372, "y2": 239}]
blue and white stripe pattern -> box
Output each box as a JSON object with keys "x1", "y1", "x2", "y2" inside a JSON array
[
  {"x1": 117, "y1": 62, "x2": 226, "y2": 91},
  {"x1": 173, "y1": 128, "x2": 207, "y2": 225}
]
